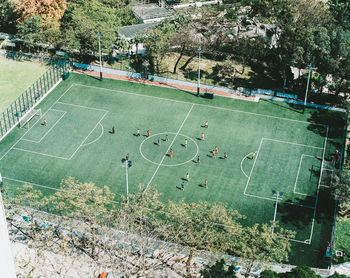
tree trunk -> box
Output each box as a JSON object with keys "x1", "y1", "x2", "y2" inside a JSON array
[
  {"x1": 180, "y1": 54, "x2": 196, "y2": 71},
  {"x1": 173, "y1": 45, "x2": 185, "y2": 73},
  {"x1": 235, "y1": 57, "x2": 246, "y2": 75},
  {"x1": 245, "y1": 259, "x2": 255, "y2": 278},
  {"x1": 186, "y1": 248, "x2": 194, "y2": 277}
]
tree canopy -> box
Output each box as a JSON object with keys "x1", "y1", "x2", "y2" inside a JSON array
[{"x1": 330, "y1": 170, "x2": 350, "y2": 217}]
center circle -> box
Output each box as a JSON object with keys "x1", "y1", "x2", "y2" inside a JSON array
[{"x1": 139, "y1": 132, "x2": 199, "y2": 167}]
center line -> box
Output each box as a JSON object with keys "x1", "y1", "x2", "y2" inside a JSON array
[{"x1": 146, "y1": 104, "x2": 194, "y2": 188}]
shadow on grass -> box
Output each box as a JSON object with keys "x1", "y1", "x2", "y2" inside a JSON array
[
  {"x1": 307, "y1": 109, "x2": 346, "y2": 139},
  {"x1": 277, "y1": 196, "x2": 316, "y2": 230},
  {"x1": 261, "y1": 99, "x2": 304, "y2": 114}
]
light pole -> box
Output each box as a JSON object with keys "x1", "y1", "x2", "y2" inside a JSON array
[
  {"x1": 97, "y1": 32, "x2": 103, "y2": 81},
  {"x1": 197, "y1": 47, "x2": 202, "y2": 96},
  {"x1": 303, "y1": 64, "x2": 315, "y2": 111},
  {"x1": 122, "y1": 154, "x2": 132, "y2": 203},
  {"x1": 271, "y1": 190, "x2": 283, "y2": 236}
]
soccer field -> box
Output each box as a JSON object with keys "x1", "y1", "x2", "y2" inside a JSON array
[{"x1": 0, "y1": 73, "x2": 344, "y2": 267}]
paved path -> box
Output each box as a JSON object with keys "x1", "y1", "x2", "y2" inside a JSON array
[{"x1": 72, "y1": 69, "x2": 259, "y2": 102}]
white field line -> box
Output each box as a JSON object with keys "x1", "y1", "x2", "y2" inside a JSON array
[
  {"x1": 74, "y1": 84, "x2": 327, "y2": 127},
  {"x1": 0, "y1": 78, "x2": 63, "y2": 143},
  {"x1": 240, "y1": 152, "x2": 253, "y2": 178},
  {"x1": 12, "y1": 103, "x2": 108, "y2": 161},
  {"x1": 243, "y1": 138, "x2": 263, "y2": 195},
  {"x1": 293, "y1": 155, "x2": 304, "y2": 195},
  {"x1": 243, "y1": 193, "x2": 314, "y2": 209},
  {"x1": 244, "y1": 136, "x2": 322, "y2": 244},
  {"x1": 277, "y1": 235, "x2": 311, "y2": 245},
  {"x1": 57, "y1": 101, "x2": 108, "y2": 112},
  {"x1": 320, "y1": 168, "x2": 334, "y2": 188},
  {"x1": 12, "y1": 147, "x2": 70, "y2": 160},
  {"x1": 146, "y1": 104, "x2": 194, "y2": 188},
  {"x1": 308, "y1": 126, "x2": 328, "y2": 243},
  {"x1": 0, "y1": 84, "x2": 76, "y2": 161},
  {"x1": 263, "y1": 137, "x2": 323, "y2": 150},
  {"x1": 139, "y1": 132, "x2": 199, "y2": 167},
  {"x1": 81, "y1": 123, "x2": 104, "y2": 147},
  {"x1": 68, "y1": 111, "x2": 108, "y2": 160},
  {"x1": 293, "y1": 154, "x2": 318, "y2": 197},
  {"x1": 3, "y1": 176, "x2": 120, "y2": 205},
  {"x1": 3, "y1": 177, "x2": 66, "y2": 193},
  {"x1": 4, "y1": 175, "x2": 314, "y2": 238},
  {"x1": 21, "y1": 110, "x2": 67, "y2": 143}
]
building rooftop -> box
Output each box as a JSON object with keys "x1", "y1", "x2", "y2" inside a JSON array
[
  {"x1": 132, "y1": 4, "x2": 174, "y2": 23},
  {"x1": 118, "y1": 23, "x2": 156, "y2": 39}
]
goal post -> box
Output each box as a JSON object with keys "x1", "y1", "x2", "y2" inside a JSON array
[{"x1": 19, "y1": 108, "x2": 42, "y2": 129}]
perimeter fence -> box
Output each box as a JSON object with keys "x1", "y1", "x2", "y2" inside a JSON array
[{"x1": 0, "y1": 57, "x2": 71, "y2": 140}]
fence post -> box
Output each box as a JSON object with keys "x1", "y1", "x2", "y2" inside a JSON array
[
  {"x1": 0, "y1": 121, "x2": 3, "y2": 137},
  {"x1": 0, "y1": 59, "x2": 68, "y2": 141}
]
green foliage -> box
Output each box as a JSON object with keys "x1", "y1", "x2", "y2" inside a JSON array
[
  {"x1": 144, "y1": 21, "x2": 178, "y2": 73},
  {"x1": 161, "y1": 199, "x2": 243, "y2": 252},
  {"x1": 281, "y1": 266, "x2": 321, "y2": 278},
  {"x1": 17, "y1": 16, "x2": 43, "y2": 47},
  {"x1": 333, "y1": 218, "x2": 350, "y2": 264},
  {"x1": 329, "y1": 0, "x2": 350, "y2": 29},
  {"x1": 58, "y1": 0, "x2": 136, "y2": 56},
  {"x1": 0, "y1": 0, "x2": 19, "y2": 34},
  {"x1": 330, "y1": 170, "x2": 350, "y2": 216},
  {"x1": 328, "y1": 272, "x2": 349, "y2": 278},
  {"x1": 45, "y1": 177, "x2": 116, "y2": 225},
  {"x1": 260, "y1": 269, "x2": 279, "y2": 278},
  {"x1": 235, "y1": 222, "x2": 295, "y2": 277},
  {"x1": 200, "y1": 259, "x2": 237, "y2": 278},
  {"x1": 9, "y1": 184, "x2": 44, "y2": 209}
]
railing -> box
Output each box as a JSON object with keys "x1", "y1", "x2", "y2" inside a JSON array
[{"x1": 0, "y1": 58, "x2": 71, "y2": 140}]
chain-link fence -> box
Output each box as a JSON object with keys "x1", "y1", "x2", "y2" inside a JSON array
[{"x1": 0, "y1": 58, "x2": 71, "y2": 140}]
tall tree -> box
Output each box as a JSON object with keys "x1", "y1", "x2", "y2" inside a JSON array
[
  {"x1": 161, "y1": 199, "x2": 243, "y2": 277},
  {"x1": 0, "y1": 0, "x2": 19, "y2": 34},
  {"x1": 17, "y1": 16, "x2": 43, "y2": 47},
  {"x1": 144, "y1": 21, "x2": 176, "y2": 73},
  {"x1": 14, "y1": 0, "x2": 66, "y2": 21},
  {"x1": 330, "y1": 170, "x2": 350, "y2": 217},
  {"x1": 59, "y1": 0, "x2": 136, "y2": 57},
  {"x1": 13, "y1": 0, "x2": 66, "y2": 29},
  {"x1": 200, "y1": 259, "x2": 237, "y2": 278},
  {"x1": 329, "y1": 0, "x2": 350, "y2": 29},
  {"x1": 281, "y1": 265, "x2": 321, "y2": 278},
  {"x1": 235, "y1": 222, "x2": 295, "y2": 277}
]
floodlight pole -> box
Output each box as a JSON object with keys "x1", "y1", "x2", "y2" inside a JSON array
[
  {"x1": 197, "y1": 47, "x2": 201, "y2": 96},
  {"x1": 97, "y1": 32, "x2": 103, "y2": 81},
  {"x1": 125, "y1": 159, "x2": 129, "y2": 203},
  {"x1": 303, "y1": 63, "x2": 312, "y2": 111},
  {"x1": 271, "y1": 191, "x2": 283, "y2": 236}
]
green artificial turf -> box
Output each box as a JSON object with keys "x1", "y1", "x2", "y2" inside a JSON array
[
  {"x1": 0, "y1": 57, "x2": 49, "y2": 114},
  {"x1": 0, "y1": 73, "x2": 344, "y2": 267}
]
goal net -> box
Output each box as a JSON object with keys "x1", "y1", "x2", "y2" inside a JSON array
[{"x1": 19, "y1": 109, "x2": 42, "y2": 129}]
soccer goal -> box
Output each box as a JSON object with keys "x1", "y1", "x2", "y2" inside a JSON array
[{"x1": 19, "y1": 108, "x2": 42, "y2": 129}]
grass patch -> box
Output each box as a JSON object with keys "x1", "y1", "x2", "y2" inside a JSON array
[
  {"x1": 0, "y1": 57, "x2": 49, "y2": 114},
  {"x1": 333, "y1": 218, "x2": 350, "y2": 264},
  {"x1": 103, "y1": 52, "x2": 252, "y2": 88}
]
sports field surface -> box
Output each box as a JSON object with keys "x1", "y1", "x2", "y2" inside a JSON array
[
  {"x1": 0, "y1": 73, "x2": 344, "y2": 267},
  {"x1": 0, "y1": 57, "x2": 49, "y2": 114}
]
